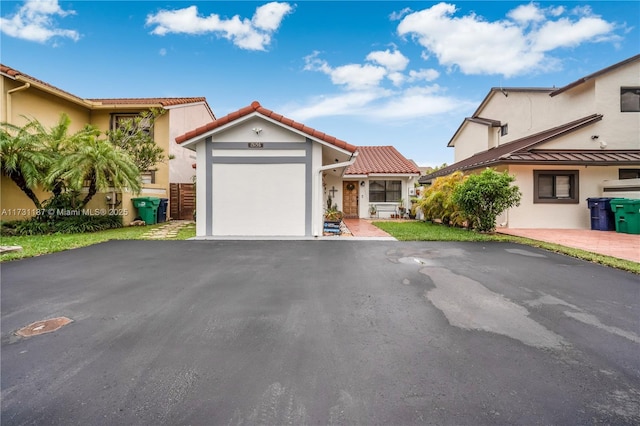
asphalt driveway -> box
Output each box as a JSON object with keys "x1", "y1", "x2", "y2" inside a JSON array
[{"x1": 2, "y1": 240, "x2": 639, "y2": 425}]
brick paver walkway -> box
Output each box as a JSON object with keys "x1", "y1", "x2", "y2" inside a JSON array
[{"x1": 497, "y1": 228, "x2": 639, "y2": 263}]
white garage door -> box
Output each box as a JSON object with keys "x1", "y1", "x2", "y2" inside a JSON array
[{"x1": 211, "y1": 163, "x2": 306, "y2": 236}]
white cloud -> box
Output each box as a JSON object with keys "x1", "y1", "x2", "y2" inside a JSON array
[
  {"x1": 408, "y1": 68, "x2": 440, "y2": 82},
  {"x1": 252, "y1": 2, "x2": 292, "y2": 31},
  {"x1": 370, "y1": 86, "x2": 465, "y2": 119},
  {"x1": 533, "y1": 17, "x2": 615, "y2": 51},
  {"x1": 0, "y1": 0, "x2": 79, "y2": 43},
  {"x1": 286, "y1": 90, "x2": 390, "y2": 121},
  {"x1": 304, "y1": 52, "x2": 387, "y2": 90},
  {"x1": 508, "y1": 3, "x2": 545, "y2": 24},
  {"x1": 548, "y1": 6, "x2": 565, "y2": 17},
  {"x1": 331, "y1": 63, "x2": 388, "y2": 90},
  {"x1": 366, "y1": 49, "x2": 409, "y2": 71},
  {"x1": 298, "y1": 51, "x2": 466, "y2": 122},
  {"x1": 397, "y1": 2, "x2": 619, "y2": 77},
  {"x1": 146, "y1": 2, "x2": 292, "y2": 51},
  {"x1": 285, "y1": 85, "x2": 470, "y2": 122},
  {"x1": 305, "y1": 49, "x2": 416, "y2": 90},
  {"x1": 390, "y1": 7, "x2": 413, "y2": 22},
  {"x1": 387, "y1": 72, "x2": 405, "y2": 86}
]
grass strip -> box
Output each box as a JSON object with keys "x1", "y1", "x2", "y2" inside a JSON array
[{"x1": 373, "y1": 221, "x2": 639, "y2": 274}]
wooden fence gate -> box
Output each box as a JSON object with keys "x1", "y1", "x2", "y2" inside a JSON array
[{"x1": 170, "y1": 183, "x2": 195, "y2": 220}]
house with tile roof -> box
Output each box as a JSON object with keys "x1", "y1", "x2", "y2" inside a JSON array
[
  {"x1": 337, "y1": 146, "x2": 421, "y2": 219},
  {"x1": 419, "y1": 54, "x2": 640, "y2": 230},
  {"x1": 176, "y1": 101, "x2": 420, "y2": 238},
  {"x1": 1, "y1": 64, "x2": 215, "y2": 222}
]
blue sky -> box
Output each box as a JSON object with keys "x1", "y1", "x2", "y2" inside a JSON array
[{"x1": 1, "y1": 1, "x2": 639, "y2": 167}]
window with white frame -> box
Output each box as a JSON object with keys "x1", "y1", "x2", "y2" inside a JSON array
[
  {"x1": 534, "y1": 170, "x2": 579, "y2": 203},
  {"x1": 369, "y1": 180, "x2": 401, "y2": 202}
]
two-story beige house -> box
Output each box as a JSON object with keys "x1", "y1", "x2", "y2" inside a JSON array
[
  {"x1": 419, "y1": 55, "x2": 640, "y2": 229},
  {"x1": 1, "y1": 64, "x2": 215, "y2": 222}
]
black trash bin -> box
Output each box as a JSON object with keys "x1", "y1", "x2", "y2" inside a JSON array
[
  {"x1": 586, "y1": 197, "x2": 615, "y2": 231},
  {"x1": 157, "y1": 198, "x2": 169, "y2": 223}
]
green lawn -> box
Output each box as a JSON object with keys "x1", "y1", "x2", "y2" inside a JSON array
[
  {"x1": 373, "y1": 221, "x2": 640, "y2": 274},
  {"x1": 0, "y1": 222, "x2": 196, "y2": 262}
]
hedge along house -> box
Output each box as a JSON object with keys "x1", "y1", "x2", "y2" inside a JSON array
[
  {"x1": 323, "y1": 146, "x2": 421, "y2": 219},
  {"x1": 176, "y1": 101, "x2": 358, "y2": 238}
]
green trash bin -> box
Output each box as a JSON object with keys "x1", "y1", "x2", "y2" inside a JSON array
[
  {"x1": 132, "y1": 197, "x2": 161, "y2": 225},
  {"x1": 610, "y1": 198, "x2": 640, "y2": 235}
]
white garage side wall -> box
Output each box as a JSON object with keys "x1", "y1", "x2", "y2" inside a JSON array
[
  {"x1": 212, "y1": 163, "x2": 306, "y2": 236},
  {"x1": 506, "y1": 164, "x2": 620, "y2": 229},
  {"x1": 195, "y1": 140, "x2": 208, "y2": 237},
  {"x1": 312, "y1": 143, "x2": 323, "y2": 237}
]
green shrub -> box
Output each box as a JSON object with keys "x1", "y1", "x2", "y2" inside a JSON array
[
  {"x1": 14, "y1": 219, "x2": 52, "y2": 235},
  {"x1": 453, "y1": 168, "x2": 521, "y2": 233},
  {"x1": 53, "y1": 214, "x2": 123, "y2": 233},
  {"x1": 1, "y1": 214, "x2": 123, "y2": 236},
  {"x1": 418, "y1": 171, "x2": 468, "y2": 227}
]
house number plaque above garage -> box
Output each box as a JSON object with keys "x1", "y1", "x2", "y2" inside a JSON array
[{"x1": 248, "y1": 142, "x2": 264, "y2": 148}]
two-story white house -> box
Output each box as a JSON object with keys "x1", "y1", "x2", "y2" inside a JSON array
[{"x1": 419, "y1": 55, "x2": 640, "y2": 229}]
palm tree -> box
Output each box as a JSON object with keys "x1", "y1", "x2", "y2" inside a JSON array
[
  {"x1": 49, "y1": 129, "x2": 141, "y2": 208},
  {"x1": 27, "y1": 113, "x2": 81, "y2": 197},
  {"x1": 0, "y1": 121, "x2": 49, "y2": 209}
]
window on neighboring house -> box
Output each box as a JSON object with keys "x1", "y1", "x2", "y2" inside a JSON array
[
  {"x1": 620, "y1": 87, "x2": 640, "y2": 112},
  {"x1": 500, "y1": 124, "x2": 508, "y2": 136},
  {"x1": 534, "y1": 170, "x2": 579, "y2": 203},
  {"x1": 619, "y1": 169, "x2": 640, "y2": 179},
  {"x1": 111, "y1": 113, "x2": 152, "y2": 136},
  {"x1": 140, "y1": 170, "x2": 156, "y2": 184},
  {"x1": 369, "y1": 180, "x2": 401, "y2": 202}
]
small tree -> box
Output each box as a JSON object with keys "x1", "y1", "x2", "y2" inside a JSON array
[
  {"x1": 107, "y1": 108, "x2": 169, "y2": 172},
  {"x1": 48, "y1": 129, "x2": 141, "y2": 208},
  {"x1": 452, "y1": 168, "x2": 521, "y2": 233}
]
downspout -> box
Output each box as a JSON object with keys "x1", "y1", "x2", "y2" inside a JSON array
[
  {"x1": 6, "y1": 82, "x2": 31, "y2": 122},
  {"x1": 314, "y1": 154, "x2": 357, "y2": 237}
]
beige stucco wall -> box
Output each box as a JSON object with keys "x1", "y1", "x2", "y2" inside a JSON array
[
  {"x1": 505, "y1": 164, "x2": 621, "y2": 229},
  {"x1": 1, "y1": 74, "x2": 173, "y2": 224},
  {"x1": 0, "y1": 177, "x2": 50, "y2": 220},
  {"x1": 2, "y1": 78, "x2": 91, "y2": 129},
  {"x1": 453, "y1": 121, "x2": 493, "y2": 162},
  {"x1": 168, "y1": 103, "x2": 214, "y2": 183},
  {"x1": 478, "y1": 91, "x2": 555, "y2": 142},
  {"x1": 1, "y1": 79, "x2": 92, "y2": 221}
]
